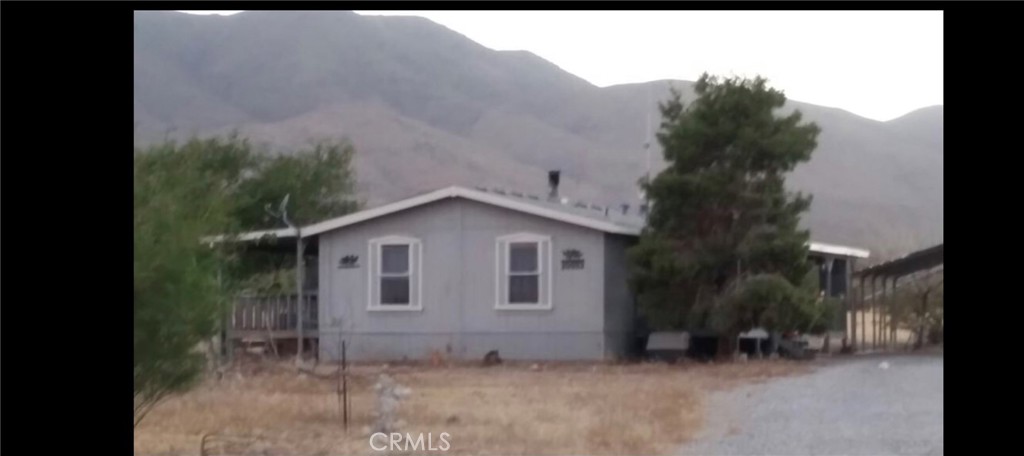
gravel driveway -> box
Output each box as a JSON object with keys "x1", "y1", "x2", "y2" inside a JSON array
[{"x1": 679, "y1": 354, "x2": 943, "y2": 456}]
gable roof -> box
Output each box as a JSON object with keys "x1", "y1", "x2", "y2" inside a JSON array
[
  {"x1": 311, "y1": 185, "x2": 642, "y2": 236},
  {"x1": 204, "y1": 185, "x2": 640, "y2": 244},
  {"x1": 208, "y1": 185, "x2": 869, "y2": 259}
]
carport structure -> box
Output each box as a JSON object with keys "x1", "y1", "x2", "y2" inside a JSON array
[{"x1": 851, "y1": 243, "x2": 943, "y2": 351}]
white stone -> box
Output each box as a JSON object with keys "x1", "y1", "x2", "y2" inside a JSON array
[{"x1": 372, "y1": 374, "x2": 411, "y2": 433}]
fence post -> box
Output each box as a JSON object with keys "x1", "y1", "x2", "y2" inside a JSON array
[
  {"x1": 343, "y1": 339, "x2": 348, "y2": 431},
  {"x1": 296, "y1": 235, "x2": 305, "y2": 362}
]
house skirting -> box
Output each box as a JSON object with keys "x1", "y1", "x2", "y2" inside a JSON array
[{"x1": 318, "y1": 331, "x2": 624, "y2": 361}]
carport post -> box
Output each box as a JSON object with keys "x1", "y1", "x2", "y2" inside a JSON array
[
  {"x1": 882, "y1": 276, "x2": 890, "y2": 349},
  {"x1": 850, "y1": 274, "x2": 858, "y2": 350},
  {"x1": 858, "y1": 275, "x2": 866, "y2": 351},
  {"x1": 846, "y1": 259, "x2": 854, "y2": 349},
  {"x1": 218, "y1": 265, "x2": 233, "y2": 365},
  {"x1": 824, "y1": 258, "x2": 834, "y2": 298},
  {"x1": 295, "y1": 230, "x2": 305, "y2": 362},
  {"x1": 870, "y1": 276, "x2": 877, "y2": 349},
  {"x1": 891, "y1": 276, "x2": 900, "y2": 348}
]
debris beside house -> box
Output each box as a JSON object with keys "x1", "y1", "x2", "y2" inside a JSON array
[{"x1": 483, "y1": 350, "x2": 502, "y2": 366}]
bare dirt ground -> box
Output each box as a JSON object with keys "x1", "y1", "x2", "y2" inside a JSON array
[
  {"x1": 134, "y1": 359, "x2": 809, "y2": 455},
  {"x1": 679, "y1": 352, "x2": 943, "y2": 456}
]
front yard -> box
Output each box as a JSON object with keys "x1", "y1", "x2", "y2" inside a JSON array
[{"x1": 134, "y1": 359, "x2": 807, "y2": 455}]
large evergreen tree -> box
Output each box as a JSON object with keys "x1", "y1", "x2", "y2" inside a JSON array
[{"x1": 629, "y1": 74, "x2": 821, "y2": 354}]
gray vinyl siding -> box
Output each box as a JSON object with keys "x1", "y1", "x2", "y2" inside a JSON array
[{"x1": 318, "y1": 198, "x2": 613, "y2": 361}]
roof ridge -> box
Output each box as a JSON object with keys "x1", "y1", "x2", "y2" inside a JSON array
[{"x1": 206, "y1": 184, "x2": 871, "y2": 259}]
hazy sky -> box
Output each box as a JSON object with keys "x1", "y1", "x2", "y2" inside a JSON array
[{"x1": 177, "y1": 10, "x2": 942, "y2": 121}]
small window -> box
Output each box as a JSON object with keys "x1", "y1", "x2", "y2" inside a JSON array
[
  {"x1": 380, "y1": 245, "x2": 410, "y2": 305},
  {"x1": 509, "y1": 243, "x2": 540, "y2": 303},
  {"x1": 496, "y1": 233, "x2": 551, "y2": 309},
  {"x1": 368, "y1": 236, "x2": 422, "y2": 311}
]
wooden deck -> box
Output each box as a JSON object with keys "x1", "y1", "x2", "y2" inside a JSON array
[
  {"x1": 228, "y1": 292, "x2": 318, "y2": 340},
  {"x1": 230, "y1": 329, "x2": 319, "y2": 340}
]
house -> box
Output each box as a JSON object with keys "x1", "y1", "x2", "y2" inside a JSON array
[{"x1": 219, "y1": 174, "x2": 869, "y2": 361}]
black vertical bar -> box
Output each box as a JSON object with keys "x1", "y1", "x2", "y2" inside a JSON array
[{"x1": 342, "y1": 340, "x2": 348, "y2": 431}]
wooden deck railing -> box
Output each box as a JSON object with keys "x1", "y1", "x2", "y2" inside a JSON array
[{"x1": 230, "y1": 292, "x2": 317, "y2": 337}]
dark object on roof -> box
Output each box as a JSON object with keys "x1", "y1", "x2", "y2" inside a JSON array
[{"x1": 548, "y1": 170, "x2": 560, "y2": 200}]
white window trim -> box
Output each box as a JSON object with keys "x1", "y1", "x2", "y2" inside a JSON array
[
  {"x1": 367, "y1": 235, "x2": 423, "y2": 312},
  {"x1": 495, "y1": 233, "x2": 553, "y2": 310}
]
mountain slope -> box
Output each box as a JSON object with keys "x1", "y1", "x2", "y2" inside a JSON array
[
  {"x1": 133, "y1": 11, "x2": 943, "y2": 258},
  {"x1": 885, "y1": 106, "x2": 944, "y2": 149}
]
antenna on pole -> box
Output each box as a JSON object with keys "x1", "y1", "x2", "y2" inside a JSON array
[{"x1": 265, "y1": 193, "x2": 306, "y2": 365}]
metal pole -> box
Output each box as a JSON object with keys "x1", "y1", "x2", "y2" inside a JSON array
[
  {"x1": 871, "y1": 276, "x2": 877, "y2": 349},
  {"x1": 823, "y1": 258, "x2": 835, "y2": 350},
  {"x1": 859, "y1": 276, "x2": 866, "y2": 351},
  {"x1": 296, "y1": 232, "x2": 305, "y2": 361},
  {"x1": 918, "y1": 285, "x2": 929, "y2": 349},
  {"x1": 824, "y1": 258, "x2": 834, "y2": 298},
  {"x1": 219, "y1": 267, "x2": 231, "y2": 365},
  {"x1": 884, "y1": 276, "x2": 891, "y2": 349},
  {"x1": 885, "y1": 276, "x2": 892, "y2": 349},
  {"x1": 880, "y1": 276, "x2": 888, "y2": 349},
  {"x1": 892, "y1": 276, "x2": 900, "y2": 349},
  {"x1": 850, "y1": 266, "x2": 858, "y2": 350},
  {"x1": 342, "y1": 339, "x2": 348, "y2": 431},
  {"x1": 269, "y1": 194, "x2": 305, "y2": 364}
]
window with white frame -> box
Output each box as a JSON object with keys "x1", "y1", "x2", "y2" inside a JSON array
[
  {"x1": 368, "y1": 236, "x2": 422, "y2": 310},
  {"x1": 496, "y1": 233, "x2": 551, "y2": 309}
]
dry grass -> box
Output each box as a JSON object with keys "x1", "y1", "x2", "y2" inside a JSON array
[{"x1": 134, "y1": 359, "x2": 808, "y2": 456}]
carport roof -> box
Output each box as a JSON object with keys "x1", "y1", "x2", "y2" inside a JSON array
[{"x1": 854, "y1": 243, "x2": 943, "y2": 278}]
